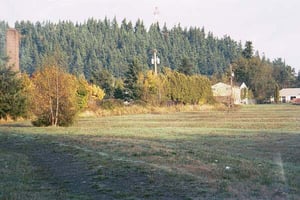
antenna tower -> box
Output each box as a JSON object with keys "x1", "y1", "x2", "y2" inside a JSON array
[{"x1": 153, "y1": 6, "x2": 160, "y2": 24}]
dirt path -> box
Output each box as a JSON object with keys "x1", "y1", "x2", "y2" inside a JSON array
[
  {"x1": 0, "y1": 134, "x2": 210, "y2": 200},
  {"x1": 1, "y1": 134, "x2": 113, "y2": 199}
]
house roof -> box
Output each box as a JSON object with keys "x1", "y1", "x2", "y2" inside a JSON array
[
  {"x1": 240, "y1": 82, "x2": 248, "y2": 89},
  {"x1": 279, "y1": 88, "x2": 300, "y2": 96},
  {"x1": 212, "y1": 82, "x2": 231, "y2": 89},
  {"x1": 211, "y1": 82, "x2": 241, "y2": 97},
  {"x1": 212, "y1": 82, "x2": 247, "y2": 89}
]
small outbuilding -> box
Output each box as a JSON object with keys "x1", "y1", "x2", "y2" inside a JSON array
[
  {"x1": 212, "y1": 82, "x2": 248, "y2": 105},
  {"x1": 279, "y1": 88, "x2": 300, "y2": 103}
]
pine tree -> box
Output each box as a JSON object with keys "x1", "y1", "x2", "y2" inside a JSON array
[
  {"x1": 0, "y1": 65, "x2": 28, "y2": 120},
  {"x1": 124, "y1": 58, "x2": 143, "y2": 101},
  {"x1": 178, "y1": 57, "x2": 194, "y2": 76},
  {"x1": 91, "y1": 68, "x2": 115, "y2": 98},
  {"x1": 72, "y1": 49, "x2": 84, "y2": 76},
  {"x1": 242, "y1": 41, "x2": 254, "y2": 59},
  {"x1": 0, "y1": 21, "x2": 8, "y2": 66}
]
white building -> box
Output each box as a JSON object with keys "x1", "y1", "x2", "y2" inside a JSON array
[
  {"x1": 279, "y1": 88, "x2": 300, "y2": 103},
  {"x1": 212, "y1": 82, "x2": 248, "y2": 105}
]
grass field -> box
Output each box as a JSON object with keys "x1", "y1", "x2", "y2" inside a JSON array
[{"x1": 0, "y1": 104, "x2": 299, "y2": 199}]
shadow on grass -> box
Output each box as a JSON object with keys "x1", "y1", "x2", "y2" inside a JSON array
[{"x1": 0, "y1": 122, "x2": 33, "y2": 128}]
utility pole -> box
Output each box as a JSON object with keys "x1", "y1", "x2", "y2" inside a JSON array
[
  {"x1": 153, "y1": 6, "x2": 160, "y2": 24},
  {"x1": 151, "y1": 49, "x2": 160, "y2": 75},
  {"x1": 229, "y1": 64, "x2": 234, "y2": 108},
  {"x1": 151, "y1": 6, "x2": 161, "y2": 76}
]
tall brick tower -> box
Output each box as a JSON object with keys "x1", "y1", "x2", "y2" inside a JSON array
[{"x1": 6, "y1": 28, "x2": 20, "y2": 72}]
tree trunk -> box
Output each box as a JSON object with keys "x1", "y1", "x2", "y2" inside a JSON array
[
  {"x1": 54, "y1": 68, "x2": 59, "y2": 126},
  {"x1": 49, "y1": 97, "x2": 54, "y2": 126},
  {"x1": 47, "y1": 73, "x2": 55, "y2": 126}
]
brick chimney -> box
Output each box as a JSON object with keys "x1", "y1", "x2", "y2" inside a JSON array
[{"x1": 6, "y1": 28, "x2": 20, "y2": 72}]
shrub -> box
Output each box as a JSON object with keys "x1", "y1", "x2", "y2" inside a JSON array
[{"x1": 31, "y1": 66, "x2": 79, "y2": 126}]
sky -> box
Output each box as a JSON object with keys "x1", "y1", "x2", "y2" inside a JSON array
[{"x1": 1, "y1": 0, "x2": 299, "y2": 72}]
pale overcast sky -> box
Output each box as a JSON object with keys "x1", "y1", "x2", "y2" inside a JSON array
[{"x1": 1, "y1": 0, "x2": 299, "y2": 72}]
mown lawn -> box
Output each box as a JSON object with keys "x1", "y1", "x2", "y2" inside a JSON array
[{"x1": 0, "y1": 104, "x2": 299, "y2": 199}]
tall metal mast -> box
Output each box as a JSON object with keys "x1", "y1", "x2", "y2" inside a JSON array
[
  {"x1": 151, "y1": 6, "x2": 161, "y2": 75},
  {"x1": 229, "y1": 64, "x2": 234, "y2": 108},
  {"x1": 151, "y1": 49, "x2": 160, "y2": 75}
]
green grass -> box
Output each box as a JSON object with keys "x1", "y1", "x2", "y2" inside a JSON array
[
  {"x1": 0, "y1": 140, "x2": 84, "y2": 200},
  {"x1": 0, "y1": 104, "x2": 299, "y2": 199}
]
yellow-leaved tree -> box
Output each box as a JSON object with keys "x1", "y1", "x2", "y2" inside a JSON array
[
  {"x1": 76, "y1": 76, "x2": 105, "y2": 111},
  {"x1": 31, "y1": 66, "x2": 79, "y2": 126},
  {"x1": 141, "y1": 70, "x2": 164, "y2": 105},
  {"x1": 89, "y1": 84, "x2": 105, "y2": 100}
]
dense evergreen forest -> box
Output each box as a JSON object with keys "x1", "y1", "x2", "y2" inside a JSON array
[
  {"x1": 1, "y1": 19, "x2": 242, "y2": 77},
  {"x1": 0, "y1": 19, "x2": 299, "y2": 102}
]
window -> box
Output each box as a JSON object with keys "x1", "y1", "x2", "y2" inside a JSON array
[{"x1": 291, "y1": 96, "x2": 296, "y2": 101}]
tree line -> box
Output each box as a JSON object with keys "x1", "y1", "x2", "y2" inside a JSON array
[
  {"x1": 232, "y1": 41, "x2": 298, "y2": 102},
  {"x1": 0, "y1": 53, "x2": 213, "y2": 126},
  {"x1": 1, "y1": 19, "x2": 241, "y2": 77},
  {"x1": 121, "y1": 58, "x2": 213, "y2": 105},
  {"x1": 0, "y1": 19, "x2": 299, "y2": 107}
]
